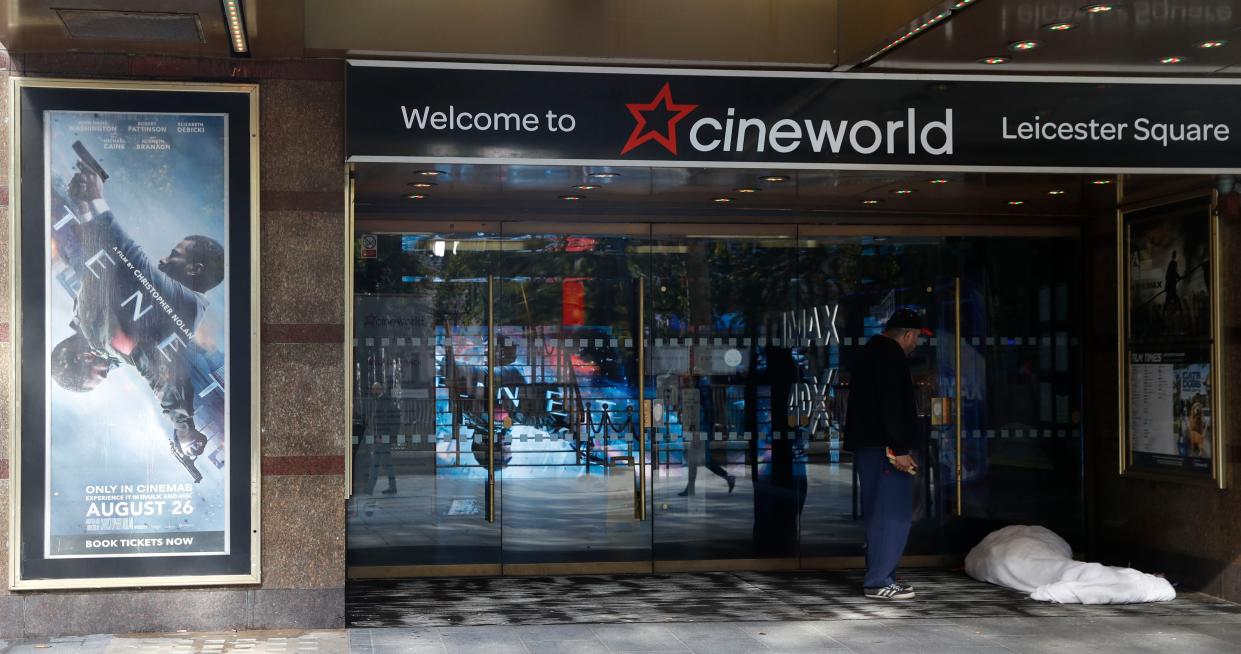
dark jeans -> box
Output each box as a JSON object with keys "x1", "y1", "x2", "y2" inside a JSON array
[
  {"x1": 684, "y1": 438, "x2": 730, "y2": 492},
  {"x1": 359, "y1": 444, "x2": 396, "y2": 494},
  {"x1": 855, "y1": 446, "x2": 913, "y2": 588}
]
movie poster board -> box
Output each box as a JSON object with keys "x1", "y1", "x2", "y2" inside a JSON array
[
  {"x1": 9, "y1": 79, "x2": 260, "y2": 589},
  {"x1": 1119, "y1": 193, "x2": 1226, "y2": 487}
]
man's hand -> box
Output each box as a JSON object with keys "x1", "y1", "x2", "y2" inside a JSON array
[
  {"x1": 174, "y1": 423, "x2": 208, "y2": 457},
  {"x1": 892, "y1": 454, "x2": 917, "y2": 474},
  {"x1": 65, "y1": 173, "x2": 92, "y2": 219},
  {"x1": 67, "y1": 172, "x2": 88, "y2": 204},
  {"x1": 78, "y1": 168, "x2": 104, "y2": 202}
]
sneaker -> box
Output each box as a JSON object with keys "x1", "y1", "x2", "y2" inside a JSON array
[
  {"x1": 864, "y1": 583, "x2": 916, "y2": 600},
  {"x1": 895, "y1": 581, "x2": 914, "y2": 592}
]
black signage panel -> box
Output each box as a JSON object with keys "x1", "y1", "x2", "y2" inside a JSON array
[{"x1": 347, "y1": 61, "x2": 1241, "y2": 173}]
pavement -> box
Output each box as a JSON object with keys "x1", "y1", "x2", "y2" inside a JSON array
[
  {"x1": 6, "y1": 569, "x2": 1241, "y2": 653},
  {"x1": 3, "y1": 615, "x2": 1241, "y2": 654}
]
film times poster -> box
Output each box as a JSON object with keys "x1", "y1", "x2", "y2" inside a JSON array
[
  {"x1": 43, "y1": 110, "x2": 230, "y2": 557},
  {"x1": 1127, "y1": 205, "x2": 1210, "y2": 344},
  {"x1": 1128, "y1": 351, "x2": 1212, "y2": 471}
]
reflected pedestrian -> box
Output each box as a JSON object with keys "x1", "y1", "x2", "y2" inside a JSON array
[
  {"x1": 365, "y1": 382, "x2": 400, "y2": 495},
  {"x1": 679, "y1": 383, "x2": 736, "y2": 496},
  {"x1": 1162, "y1": 250, "x2": 1183, "y2": 323}
]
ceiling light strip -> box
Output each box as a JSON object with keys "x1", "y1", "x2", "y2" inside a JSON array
[
  {"x1": 861, "y1": 0, "x2": 979, "y2": 66},
  {"x1": 221, "y1": 0, "x2": 249, "y2": 55}
]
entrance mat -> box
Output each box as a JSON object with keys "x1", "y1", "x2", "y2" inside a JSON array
[{"x1": 347, "y1": 569, "x2": 1241, "y2": 627}]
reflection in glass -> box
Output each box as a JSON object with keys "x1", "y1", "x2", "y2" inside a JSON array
[
  {"x1": 649, "y1": 232, "x2": 803, "y2": 561},
  {"x1": 345, "y1": 225, "x2": 1085, "y2": 572},
  {"x1": 348, "y1": 231, "x2": 501, "y2": 567},
  {"x1": 798, "y1": 236, "x2": 953, "y2": 559},
  {"x1": 955, "y1": 238, "x2": 1084, "y2": 545},
  {"x1": 495, "y1": 231, "x2": 651, "y2": 565}
]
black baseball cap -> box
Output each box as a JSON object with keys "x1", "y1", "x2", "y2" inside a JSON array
[{"x1": 885, "y1": 308, "x2": 934, "y2": 337}]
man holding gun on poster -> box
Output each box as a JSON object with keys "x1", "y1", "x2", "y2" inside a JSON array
[{"x1": 48, "y1": 144, "x2": 225, "y2": 480}]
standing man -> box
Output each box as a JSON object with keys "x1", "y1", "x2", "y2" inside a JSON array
[{"x1": 844, "y1": 308, "x2": 930, "y2": 600}]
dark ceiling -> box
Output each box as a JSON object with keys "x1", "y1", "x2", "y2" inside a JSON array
[
  {"x1": 5, "y1": 0, "x2": 1239, "y2": 75},
  {"x1": 352, "y1": 163, "x2": 1129, "y2": 222},
  {"x1": 870, "y1": 0, "x2": 1241, "y2": 75}
]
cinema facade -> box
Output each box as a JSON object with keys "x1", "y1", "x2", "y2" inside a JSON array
[{"x1": 0, "y1": 52, "x2": 1239, "y2": 636}]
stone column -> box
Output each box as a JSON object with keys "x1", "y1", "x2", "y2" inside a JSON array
[{"x1": 0, "y1": 54, "x2": 348, "y2": 637}]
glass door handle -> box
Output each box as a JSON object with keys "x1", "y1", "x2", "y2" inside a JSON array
[
  {"x1": 954, "y1": 276, "x2": 963, "y2": 517},
  {"x1": 486, "y1": 274, "x2": 497, "y2": 524},
  {"x1": 635, "y1": 277, "x2": 648, "y2": 521}
]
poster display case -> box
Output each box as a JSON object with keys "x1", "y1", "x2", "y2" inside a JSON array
[
  {"x1": 9, "y1": 78, "x2": 260, "y2": 589},
  {"x1": 1118, "y1": 192, "x2": 1226, "y2": 488}
]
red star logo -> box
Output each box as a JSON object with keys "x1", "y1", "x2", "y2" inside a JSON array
[{"x1": 620, "y1": 82, "x2": 698, "y2": 156}]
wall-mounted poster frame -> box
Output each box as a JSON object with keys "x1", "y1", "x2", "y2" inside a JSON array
[
  {"x1": 9, "y1": 78, "x2": 261, "y2": 589},
  {"x1": 1118, "y1": 189, "x2": 1226, "y2": 488}
]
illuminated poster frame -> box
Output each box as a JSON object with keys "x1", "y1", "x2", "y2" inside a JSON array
[
  {"x1": 1118, "y1": 191, "x2": 1226, "y2": 488},
  {"x1": 9, "y1": 78, "x2": 261, "y2": 589}
]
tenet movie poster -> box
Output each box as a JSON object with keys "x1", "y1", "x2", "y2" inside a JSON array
[{"x1": 43, "y1": 110, "x2": 230, "y2": 558}]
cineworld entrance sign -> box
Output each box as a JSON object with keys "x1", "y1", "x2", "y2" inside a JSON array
[{"x1": 347, "y1": 60, "x2": 1241, "y2": 174}]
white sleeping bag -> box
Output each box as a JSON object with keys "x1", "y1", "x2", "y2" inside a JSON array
[{"x1": 964, "y1": 525, "x2": 1175, "y2": 604}]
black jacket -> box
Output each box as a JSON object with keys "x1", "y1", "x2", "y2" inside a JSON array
[{"x1": 842, "y1": 335, "x2": 920, "y2": 456}]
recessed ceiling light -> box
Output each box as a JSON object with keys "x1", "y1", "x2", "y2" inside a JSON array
[
  {"x1": 862, "y1": 199, "x2": 882, "y2": 205},
  {"x1": 979, "y1": 56, "x2": 1011, "y2": 65},
  {"x1": 589, "y1": 172, "x2": 620, "y2": 179},
  {"x1": 1043, "y1": 21, "x2": 1077, "y2": 31},
  {"x1": 415, "y1": 170, "x2": 447, "y2": 176},
  {"x1": 1009, "y1": 40, "x2": 1041, "y2": 51},
  {"x1": 1092, "y1": 179, "x2": 1113, "y2": 185},
  {"x1": 891, "y1": 189, "x2": 915, "y2": 195},
  {"x1": 405, "y1": 194, "x2": 426, "y2": 200},
  {"x1": 734, "y1": 187, "x2": 760, "y2": 193},
  {"x1": 1082, "y1": 4, "x2": 1114, "y2": 13},
  {"x1": 1198, "y1": 40, "x2": 1227, "y2": 49},
  {"x1": 559, "y1": 195, "x2": 583, "y2": 201},
  {"x1": 761, "y1": 175, "x2": 790, "y2": 182},
  {"x1": 1047, "y1": 189, "x2": 1067, "y2": 196},
  {"x1": 574, "y1": 184, "x2": 600, "y2": 190},
  {"x1": 713, "y1": 197, "x2": 734, "y2": 203},
  {"x1": 408, "y1": 182, "x2": 436, "y2": 188},
  {"x1": 1008, "y1": 200, "x2": 1025, "y2": 206},
  {"x1": 928, "y1": 178, "x2": 949, "y2": 184},
  {"x1": 1159, "y1": 55, "x2": 1184, "y2": 64}
]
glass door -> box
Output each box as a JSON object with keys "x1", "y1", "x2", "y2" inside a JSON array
[
  {"x1": 646, "y1": 224, "x2": 803, "y2": 568},
  {"x1": 949, "y1": 234, "x2": 1085, "y2": 550},
  {"x1": 796, "y1": 230, "x2": 959, "y2": 562},
  {"x1": 494, "y1": 224, "x2": 653, "y2": 573},
  {"x1": 346, "y1": 220, "x2": 1085, "y2": 577},
  {"x1": 348, "y1": 222, "x2": 503, "y2": 574}
]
